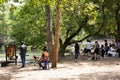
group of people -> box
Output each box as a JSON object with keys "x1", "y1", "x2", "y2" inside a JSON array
[
  {"x1": 74, "y1": 39, "x2": 120, "y2": 61},
  {"x1": 19, "y1": 39, "x2": 120, "y2": 67},
  {"x1": 19, "y1": 41, "x2": 49, "y2": 69}
]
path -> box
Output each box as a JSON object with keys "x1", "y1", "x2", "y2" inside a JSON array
[{"x1": 1, "y1": 55, "x2": 120, "y2": 80}]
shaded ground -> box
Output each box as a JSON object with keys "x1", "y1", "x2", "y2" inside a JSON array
[{"x1": 0, "y1": 55, "x2": 120, "y2": 80}]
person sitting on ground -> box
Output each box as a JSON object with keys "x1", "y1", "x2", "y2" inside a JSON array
[
  {"x1": 83, "y1": 48, "x2": 87, "y2": 55},
  {"x1": 108, "y1": 45, "x2": 116, "y2": 57}
]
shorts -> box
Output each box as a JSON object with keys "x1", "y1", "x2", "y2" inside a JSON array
[
  {"x1": 94, "y1": 48, "x2": 99, "y2": 54},
  {"x1": 86, "y1": 49, "x2": 91, "y2": 53}
]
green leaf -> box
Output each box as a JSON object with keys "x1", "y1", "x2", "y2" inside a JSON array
[{"x1": 0, "y1": 0, "x2": 7, "y2": 4}]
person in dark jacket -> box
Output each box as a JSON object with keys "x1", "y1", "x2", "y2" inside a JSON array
[
  {"x1": 19, "y1": 41, "x2": 27, "y2": 68},
  {"x1": 74, "y1": 43, "x2": 80, "y2": 62},
  {"x1": 101, "y1": 45, "x2": 105, "y2": 58},
  {"x1": 104, "y1": 40, "x2": 109, "y2": 55}
]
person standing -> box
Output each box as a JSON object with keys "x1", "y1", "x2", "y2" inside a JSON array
[
  {"x1": 86, "y1": 40, "x2": 92, "y2": 56},
  {"x1": 104, "y1": 40, "x2": 109, "y2": 55},
  {"x1": 101, "y1": 45, "x2": 105, "y2": 58},
  {"x1": 19, "y1": 41, "x2": 27, "y2": 68},
  {"x1": 94, "y1": 41, "x2": 100, "y2": 60},
  {"x1": 117, "y1": 41, "x2": 120, "y2": 57},
  {"x1": 74, "y1": 43, "x2": 80, "y2": 62}
]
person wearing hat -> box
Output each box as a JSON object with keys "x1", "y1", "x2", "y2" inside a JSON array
[{"x1": 19, "y1": 41, "x2": 27, "y2": 68}]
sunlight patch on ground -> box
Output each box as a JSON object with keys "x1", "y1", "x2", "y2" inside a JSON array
[{"x1": 7, "y1": 62, "x2": 120, "y2": 80}]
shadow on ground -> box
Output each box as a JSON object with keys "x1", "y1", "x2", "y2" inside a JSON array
[
  {"x1": 0, "y1": 74, "x2": 12, "y2": 80},
  {"x1": 50, "y1": 72, "x2": 120, "y2": 80}
]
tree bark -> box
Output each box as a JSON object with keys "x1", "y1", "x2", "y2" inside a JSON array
[
  {"x1": 45, "y1": 5, "x2": 54, "y2": 64},
  {"x1": 52, "y1": 0, "x2": 60, "y2": 68},
  {"x1": 115, "y1": 2, "x2": 120, "y2": 41},
  {"x1": 59, "y1": 44, "x2": 67, "y2": 57}
]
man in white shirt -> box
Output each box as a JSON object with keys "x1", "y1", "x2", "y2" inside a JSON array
[{"x1": 86, "y1": 40, "x2": 92, "y2": 55}]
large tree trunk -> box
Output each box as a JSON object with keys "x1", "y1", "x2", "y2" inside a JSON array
[
  {"x1": 116, "y1": 2, "x2": 120, "y2": 41},
  {"x1": 52, "y1": 0, "x2": 60, "y2": 68},
  {"x1": 45, "y1": 5, "x2": 54, "y2": 64}
]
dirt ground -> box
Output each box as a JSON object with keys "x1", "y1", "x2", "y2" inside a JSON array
[{"x1": 0, "y1": 55, "x2": 120, "y2": 80}]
